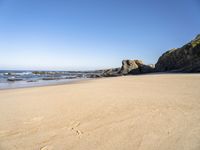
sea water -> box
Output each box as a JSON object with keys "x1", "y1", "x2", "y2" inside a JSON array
[{"x1": 0, "y1": 70, "x2": 97, "y2": 89}]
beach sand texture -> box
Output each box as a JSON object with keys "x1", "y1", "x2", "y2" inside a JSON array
[{"x1": 0, "y1": 74, "x2": 200, "y2": 150}]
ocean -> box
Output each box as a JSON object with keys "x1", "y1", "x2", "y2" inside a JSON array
[{"x1": 0, "y1": 70, "x2": 100, "y2": 89}]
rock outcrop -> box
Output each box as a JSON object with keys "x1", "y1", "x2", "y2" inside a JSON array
[
  {"x1": 99, "y1": 60, "x2": 155, "y2": 77},
  {"x1": 102, "y1": 68, "x2": 121, "y2": 77},
  {"x1": 140, "y1": 64, "x2": 155, "y2": 74},
  {"x1": 88, "y1": 34, "x2": 200, "y2": 78},
  {"x1": 155, "y1": 34, "x2": 200, "y2": 72},
  {"x1": 120, "y1": 60, "x2": 155, "y2": 75},
  {"x1": 120, "y1": 60, "x2": 142, "y2": 75}
]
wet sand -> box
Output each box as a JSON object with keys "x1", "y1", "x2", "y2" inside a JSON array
[{"x1": 0, "y1": 74, "x2": 200, "y2": 150}]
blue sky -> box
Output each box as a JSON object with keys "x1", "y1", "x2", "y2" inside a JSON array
[{"x1": 0, "y1": 0, "x2": 199, "y2": 70}]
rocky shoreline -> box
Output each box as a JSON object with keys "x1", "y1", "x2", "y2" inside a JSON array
[
  {"x1": 91, "y1": 34, "x2": 200, "y2": 78},
  {"x1": 1, "y1": 34, "x2": 199, "y2": 81}
]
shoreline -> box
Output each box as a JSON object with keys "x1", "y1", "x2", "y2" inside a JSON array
[
  {"x1": 1, "y1": 72, "x2": 200, "y2": 91},
  {"x1": 0, "y1": 78, "x2": 93, "y2": 91}
]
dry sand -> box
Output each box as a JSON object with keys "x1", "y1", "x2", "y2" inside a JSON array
[{"x1": 0, "y1": 74, "x2": 200, "y2": 150}]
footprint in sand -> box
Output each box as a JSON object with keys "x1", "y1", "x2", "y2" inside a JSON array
[
  {"x1": 71, "y1": 127, "x2": 83, "y2": 135},
  {"x1": 69, "y1": 121, "x2": 83, "y2": 137}
]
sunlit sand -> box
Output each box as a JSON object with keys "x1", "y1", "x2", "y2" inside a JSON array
[{"x1": 0, "y1": 74, "x2": 200, "y2": 150}]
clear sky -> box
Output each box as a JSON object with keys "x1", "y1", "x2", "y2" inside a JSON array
[{"x1": 0, "y1": 0, "x2": 199, "y2": 70}]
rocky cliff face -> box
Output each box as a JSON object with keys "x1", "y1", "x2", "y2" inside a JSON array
[{"x1": 155, "y1": 34, "x2": 200, "y2": 72}]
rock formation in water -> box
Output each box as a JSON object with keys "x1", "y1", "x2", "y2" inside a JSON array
[{"x1": 155, "y1": 34, "x2": 200, "y2": 72}]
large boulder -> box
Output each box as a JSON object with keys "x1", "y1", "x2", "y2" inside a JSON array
[
  {"x1": 155, "y1": 34, "x2": 200, "y2": 72},
  {"x1": 120, "y1": 60, "x2": 155, "y2": 75},
  {"x1": 99, "y1": 60, "x2": 154, "y2": 77},
  {"x1": 120, "y1": 60, "x2": 143, "y2": 74}
]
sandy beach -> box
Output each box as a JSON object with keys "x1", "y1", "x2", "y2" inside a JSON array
[{"x1": 0, "y1": 74, "x2": 200, "y2": 150}]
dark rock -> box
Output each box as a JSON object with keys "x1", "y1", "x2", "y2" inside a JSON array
[
  {"x1": 120, "y1": 60, "x2": 155, "y2": 75},
  {"x1": 98, "y1": 60, "x2": 155, "y2": 77},
  {"x1": 7, "y1": 77, "x2": 23, "y2": 81},
  {"x1": 155, "y1": 34, "x2": 200, "y2": 72},
  {"x1": 42, "y1": 77, "x2": 61, "y2": 80},
  {"x1": 65, "y1": 76, "x2": 77, "y2": 79},
  {"x1": 87, "y1": 74, "x2": 102, "y2": 78},
  {"x1": 120, "y1": 60, "x2": 142, "y2": 75},
  {"x1": 102, "y1": 68, "x2": 121, "y2": 77},
  {"x1": 140, "y1": 64, "x2": 155, "y2": 74}
]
